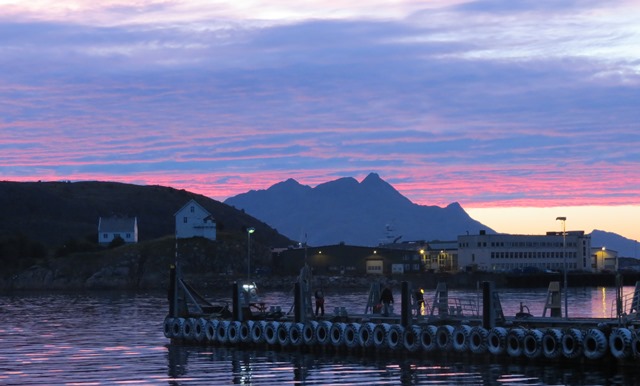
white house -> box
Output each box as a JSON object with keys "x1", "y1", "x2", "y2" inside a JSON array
[
  {"x1": 174, "y1": 199, "x2": 216, "y2": 240},
  {"x1": 98, "y1": 216, "x2": 138, "y2": 245}
]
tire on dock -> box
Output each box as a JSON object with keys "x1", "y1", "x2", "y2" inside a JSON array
[
  {"x1": 452, "y1": 325, "x2": 472, "y2": 353},
  {"x1": 469, "y1": 326, "x2": 488, "y2": 354},
  {"x1": 330, "y1": 322, "x2": 347, "y2": 348},
  {"x1": 487, "y1": 327, "x2": 507, "y2": 356},
  {"x1": 216, "y1": 320, "x2": 230, "y2": 344},
  {"x1": 436, "y1": 325, "x2": 454, "y2": 352},
  {"x1": 251, "y1": 320, "x2": 266, "y2": 344},
  {"x1": 542, "y1": 328, "x2": 563, "y2": 359},
  {"x1": 194, "y1": 318, "x2": 207, "y2": 343},
  {"x1": 277, "y1": 322, "x2": 292, "y2": 347},
  {"x1": 163, "y1": 317, "x2": 173, "y2": 339},
  {"x1": 562, "y1": 328, "x2": 584, "y2": 359},
  {"x1": 609, "y1": 328, "x2": 633, "y2": 359},
  {"x1": 387, "y1": 324, "x2": 405, "y2": 351},
  {"x1": 373, "y1": 323, "x2": 391, "y2": 349},
  {"x1": 506, "y1": 328, "x2": 525, "y2": 358},
  {"x1": 358, "y1": 322, "x2": 376, "y2": 349},
  {"x1": 632, "y1": 330, "x2": 640, "y2": 359},
  {"x1": 316, "y1": 321, "x2": 332, "y2": 346},
  {"x1": 303, "y1": 321, "x2": 318, "y2": 345},
  {"x1": 171, "y1": 318, "x2": 185, "y2": 340},
  {"x1": 183, "y1": 318, "x2": 197, "y2": 341},
  {"x1": 239, "y1": 320, "x2": 254, "y2": 344},
  {"x1": 264, "y1": 321, "x2": 280, "y2": 346},
  {"x1": 227, "y1": 321, "x2": 241, "y2": 344},
  {"x1": 583, "y1": 328, "x2": 607, "y2": 360},
  {"x1": 205, "y1": 319, "x2": 219, "y2": 343},
  {"x1": 420, "y1": 325, "x2": 438, "y2": 353},
  {"x1": 522, "y1": 329, "x2": 543, "y2": 359},
  {"x1": 344, "y1": 323, "x2": 361, "y2": 349},
  {"x1": 403, "y1": 325, "x2": 422, "y2": 353},
  {"x1": 289, "y1": 322, "x2": 304, "y2": 347}
]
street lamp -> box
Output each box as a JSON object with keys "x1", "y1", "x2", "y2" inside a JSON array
[
  {"x1": 247, "y1": 227, "x2": 255, "y2": 280},
  {"x1": 556, "y1": 216, "x2": 568, "y2": 318}
]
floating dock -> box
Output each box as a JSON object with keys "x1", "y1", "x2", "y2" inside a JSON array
[{"x1": 164, "y1": 265, "x2": 640, "y2": 362}]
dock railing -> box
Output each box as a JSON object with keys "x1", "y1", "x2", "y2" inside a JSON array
[
  {"x1": 614, "y1": 290, "x2": 640, "y2": 319},
  {"x1": 430, "y1": 296, "x2": 480, "y2": 318}
]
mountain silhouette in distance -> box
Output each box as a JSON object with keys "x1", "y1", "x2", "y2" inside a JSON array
[
  {"x1": 225, "y1": 173, "x2": 493, "y2": 246},
  {"x1": 591, "y1": 230, "x2": 639, "y2": 258}
]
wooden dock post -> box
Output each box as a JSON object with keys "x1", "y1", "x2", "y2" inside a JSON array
[
  {"x1": 482, "y1": 281, "x2": 494, "y2": 328},
  {"x1": 168, "y1": 264, "x2": 177, "y2": 317},
  {"x1": 482, "y1": 281, "x2": 504, "y2": 328},
  {"x1": 294, "y1": 281, "x2": 304, "y2": 323},
  {"x1": 543, "y1": 281, "x2": 561, "y2": 317},
  {"x1": 233, "y1": 282, "x2": 242, "y2": 321},
  {"x1": 401, "y1": 281, "x2": 410, "y2": 327}
]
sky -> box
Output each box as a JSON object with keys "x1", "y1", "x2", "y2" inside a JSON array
[{"x1": 1, "y1": 0, "x2": 639, "y2": 241}]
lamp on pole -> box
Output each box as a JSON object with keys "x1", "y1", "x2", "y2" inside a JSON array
[
  {"x1": 556, "y1": 216, "x2": 568, "y2": 319},
  {"x1": 247, "y1": 227, "x2": 255, "y2": 281}
]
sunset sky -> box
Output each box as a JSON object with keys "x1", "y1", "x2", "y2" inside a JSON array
[{"x1": 1, "y1": 0, "x2": 639, "y2": 241}]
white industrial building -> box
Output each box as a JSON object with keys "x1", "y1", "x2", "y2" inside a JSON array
[{"x1": 457, "y1": 230, "x2": 593, "y2": 273}]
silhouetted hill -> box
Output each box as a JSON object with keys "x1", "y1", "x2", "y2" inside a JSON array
[
  {"x1": 591, "y1": 230, "x2": 639, "y2": 258},
  {"x1": 0, "y1": 181, "x2": 292, "y2": 249},
  {"x1": 225, "y1": 173, "x2": 494, "y2": 246}
]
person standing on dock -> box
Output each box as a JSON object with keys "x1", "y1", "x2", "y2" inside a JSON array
[
  {"x1": 380, "y1": 285, "x2": 394, "y2": 316},
  {"x1": 414, "y1": 288, "x2": 425, "y2": 315},
  {"x1": 314, "y1": 289, "x2": 325, "y2": 316}
]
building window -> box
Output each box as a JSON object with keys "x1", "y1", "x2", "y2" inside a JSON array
[
  {"x1": 183, "y1": 217, "x2": 188, "y2": 223},
  {"x1": 126, "y1": 233, "x2": 131, "y2": 239},
  {"x1": 190, "y1": 206, "x2": 195, "y2": 213}
]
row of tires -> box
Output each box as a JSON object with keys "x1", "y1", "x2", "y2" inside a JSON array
[{"x1": 164, "y1": 317, "x2": 640, "y2": 360}]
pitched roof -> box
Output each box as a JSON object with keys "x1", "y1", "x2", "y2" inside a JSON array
[
  {"x1": 173, "y1": 199, "x2": 212, "y2": 217},
  {"x1": 99, "y1": 217, "x2": 137, "y2": 232}
]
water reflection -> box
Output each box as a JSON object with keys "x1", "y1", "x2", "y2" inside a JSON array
[
  {"x1": 165, "y1": 343, "x2": 639, "y2": 385},
  {"x1": 3, "y1": 289, "x2": 640, "y2": 385}
]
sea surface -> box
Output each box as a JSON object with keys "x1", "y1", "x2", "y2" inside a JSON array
[{"x1": 1, "y1": 285, "x2": 639, "y2": 385}]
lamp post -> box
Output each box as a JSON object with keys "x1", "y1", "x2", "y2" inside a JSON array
[
  {"x1": 556, "y1": 216, "x2": 568, "y2": 318},
  {"x1": 247, "y1": 227, "x2": 255, "y2": 281}
]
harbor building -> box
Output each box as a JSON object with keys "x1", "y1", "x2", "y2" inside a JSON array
[
  {"x1": 457, "y1": 230, "x2": 593, "y2": 273},
  {"x1": 174, "y1": 199, "x2": 217, "y2": 241},
  {"x1": 98, "y1": 216, "x2": 138, "y2": 245},
  {"x1": 592, "y1": 246, "x2": 619, "y2": 272}
]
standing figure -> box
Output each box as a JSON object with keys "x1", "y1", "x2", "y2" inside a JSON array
[
  {"x1": 380, "y1": 285, "x2": 394, "y2": 316},
  {"x1": 414, "y1": 288, "x2": 425, "y2": 315},
  {"x1": 314, "y1": 289, "x2": 325, "y2": 316}
]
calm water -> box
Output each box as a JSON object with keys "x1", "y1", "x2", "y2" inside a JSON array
[{"x1": 1, "y1": 286, "x2": 639, "y2": 385}]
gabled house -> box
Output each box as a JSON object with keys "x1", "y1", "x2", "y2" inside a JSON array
[
  {"x1": 98, "y1": 216, "x2": 138, "y2": 245},
  {"x1": 174, "y1": 199, "x2": 216, "y2": 241}
]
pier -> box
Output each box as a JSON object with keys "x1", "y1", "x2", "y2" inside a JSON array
[{"x1": 164, "y1": 264, "x2": 640, "y2": 363}]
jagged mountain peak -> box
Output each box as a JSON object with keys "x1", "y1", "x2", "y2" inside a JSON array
[
  {"x1": 269, "y1": 178, "x2": 307, "y2": 191},
  {"x1": 224, "y1": 173, "x2": 492, "y2": 246}
]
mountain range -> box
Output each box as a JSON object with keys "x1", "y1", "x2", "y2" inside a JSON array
[
  {"x1": 225, "y1": 173, "x2": 493, "y2": 247},
  {"x1": 225, "y1": 173, "x2": 639, "y2": 257}
]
